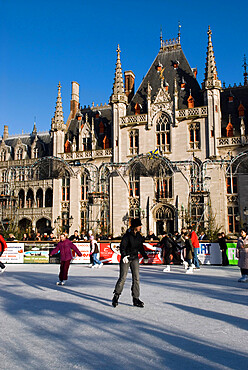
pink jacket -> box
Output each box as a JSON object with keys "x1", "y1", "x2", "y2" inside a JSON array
[{"x1": 51, "y1": 239, "x2": 82, "y2": 261}]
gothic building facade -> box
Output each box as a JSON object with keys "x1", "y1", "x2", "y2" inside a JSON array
[{"x1": 1, "y1": 26, "x2": 248, "y2": 237}]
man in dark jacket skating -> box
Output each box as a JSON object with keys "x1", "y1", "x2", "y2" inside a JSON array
[{"x1": 112, "y1": 218, "x2": 148, "y2": 308}]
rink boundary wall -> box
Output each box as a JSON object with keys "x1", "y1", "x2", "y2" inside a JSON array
[{"x1": 1, "y1": 241, "x2": 238, "y2": 265}]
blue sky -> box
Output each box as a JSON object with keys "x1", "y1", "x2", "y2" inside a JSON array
[{"x1": 0, "y1": 0, "x2": 247, "y2": 136}]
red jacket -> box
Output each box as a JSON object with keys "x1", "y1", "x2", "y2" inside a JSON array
[
  {"x1": 0, "y1": 234, "x2": 7, "y2": 254},
  {"x1": 190, "y1": 231, "x2": 200, "y2": 249},
  {"x1": 51, "y1": 238, "x2": 82, "y2": 261}
]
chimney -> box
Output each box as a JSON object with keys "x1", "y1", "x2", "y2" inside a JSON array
[
  {"x1": 3, "y1": 125, "x2": 8, "y2": 140},
  {"x1": 124, "y1": 71, "x2": 135, "y2": 103},
  {"x1": 70, "y1": 81, "x2": 80, "y2": 119}
]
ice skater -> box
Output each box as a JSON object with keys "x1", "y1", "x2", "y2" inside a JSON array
[
  {"x1": 183, "y1": 232, "x2": 194, "y2": 274},
  {"x1": 112, "y1": 218, "x2": 148, "y2": 308},
  {"x1": 50, "y1": 233, "x2": 82, "y2": 285},
  {"x1": 236, "y1": 229, "x2": 248, "y2": 282},
  {"x1": 90, "y1": 235, "x2": 103, "y2": 268},
  {"x1": 0, "y1": 233, "x2": 7, "y2": 273}
]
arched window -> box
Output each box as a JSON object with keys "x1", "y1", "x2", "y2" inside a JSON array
[
  {"x1": 45, "y1": 188, "x2": 53, "y2": 207},
  {"x1": 0, "y1": 150, "x2": 6, "y2": 161},
  {"x1": 17, "y1": 148, "x2": 23, "y2": 160},
  {"x1": 155, "y1": 177, "x2": 173, "y2": 200},
  {"x1": 81, "y1": 173, "x2": 89, "y2": 201},
  {"x1": 33, "y1": 147, "x2": 39, "y2": 158},
  {"x1": 156, "y1": 113, "x2": 171, "y2": 153},
  {"x1": 36, "y1": 188, "x2": 43, "y2": 208},
  {"x1": 26, "y1": 189, "x2": 34, "y2": 208},
  {"x1": 62, "y1": 177, "x2": 70, "y2": 201},
  {"x1": 18, "y1": 189, "x2": 25, "y2": 208}
]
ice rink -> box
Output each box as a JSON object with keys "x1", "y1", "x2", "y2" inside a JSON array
[{"x1": 0, "y1": 263, "x2": 248, "y2": 370}]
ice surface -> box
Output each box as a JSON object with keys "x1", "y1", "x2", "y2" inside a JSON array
[{"x1": 0, "y1": 264, "x2": 247, "y2": 369}]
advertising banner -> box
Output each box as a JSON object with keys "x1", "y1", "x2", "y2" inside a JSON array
[
  {"x1": 198, "y1": 243, "x2": 222, "y2": 265},
  {"x1": 227, "y1": 242, "x2": 238, "y2": 265},
  {"x1": 24, "y1": 250, "x2": 49, "y2": 263},
  {"x1": 99, "y1": 242, "x2": 162, "y2": 264},
  {"x1": 1, "y1": 243, "x2": 24, "y2": 263},
  {"x1": 71, "y1": 242, "x2": 91, "y2": 264}
]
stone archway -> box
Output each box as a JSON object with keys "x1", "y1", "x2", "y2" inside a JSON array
[{"x1": 153, "y1": 204, "x2": 175, "y2": 235}]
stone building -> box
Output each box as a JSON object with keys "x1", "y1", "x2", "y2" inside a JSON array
[{"x1": 1, "y1": 26, "x2": 248, "y2": 237}]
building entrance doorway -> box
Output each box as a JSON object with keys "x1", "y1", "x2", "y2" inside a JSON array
[{"x1": 154, "y1": 205, "x2": 174, "y2": 236}]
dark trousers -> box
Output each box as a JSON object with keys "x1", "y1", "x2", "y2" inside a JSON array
[
  {"x1": 114, "y1": 258, "x2": 140, "y2": 299},
  {"x1": 221, "y1": 249, "x2": 229, "y2": 266},
  {"x1": 163, "y1": 247, "x2": 173, "y2": 265},
  {"x1": 59, "y1": 260, "x2": 71, "y2": 281},
  {"x1": 241, "y1": 268, "x2": 248, "y2": 275},
  {"x1": 0, "y1": 251, "x2": 5, "y2": 270}
]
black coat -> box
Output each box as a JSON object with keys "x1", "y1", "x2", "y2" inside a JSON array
[{"x1": 120, "y1": 230, "x2": 148, "y2": 260}]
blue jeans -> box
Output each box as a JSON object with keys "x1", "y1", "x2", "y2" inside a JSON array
[
  {"x1": 92, "y1": 253, "x2": 101, "y2": 265},
  {"x1": 193, "y1": 248, "x2": 200, "y2": 268}
]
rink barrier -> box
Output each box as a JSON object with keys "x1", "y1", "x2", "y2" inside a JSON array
[{"x1": 1, "y1": 240, "x2": 239, "y2": 265}]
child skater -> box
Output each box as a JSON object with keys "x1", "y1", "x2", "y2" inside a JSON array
[{"x1": 51, "y1": 233, "x2": 82, "y2": 285}]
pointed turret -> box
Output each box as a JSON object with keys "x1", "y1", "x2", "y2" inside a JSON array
[
  {"x1": 51, "y1": 82, "x2": 66, "y2": 156},
  {"x1": 110, "y1": 45, "x2": 128, "y2": 104},
  {"x1": 202, "y1": 27, "x2": 222, "y2": 158},
  {"x1": 51, "y1": 82, "x2": 66, "y2": 132},
  {"x1": 243, "y1": 55, "x2": 248, "y2": 86},
  {"x1": 202, "y1": 26, "x2": 221, "y2": 90},
  {"x1": 111, "y1": 45, "x2": 128, "y2": 162},
  {"x1": 32, "y1": 120, "x2": 37, "y2": 136}
]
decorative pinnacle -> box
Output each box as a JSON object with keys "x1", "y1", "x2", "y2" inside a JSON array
[
  {"x1": 178, "y1": 21, "x2": 181, "y2": 44},
  {"x1": 112, "y1": 44, "x2": 125, "y2": 95},
  {"x1": 204, "y1": 25, "x2": 220, "y2": 88},
  {"x1": 53, "y1": 82, "x2": 64, "y2": 126}
]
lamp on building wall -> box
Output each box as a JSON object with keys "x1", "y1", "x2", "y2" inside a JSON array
[{"x1": 54, "y1": 215, "x2": 61, "y2": 225}]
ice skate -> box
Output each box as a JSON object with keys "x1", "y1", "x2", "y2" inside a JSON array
[
  {"x1": 133, "y1": 298, "x2": 144, "y2": 307},
  {"x1": 112, "y1": 293, "x2": 119, "y2": 307},
  {"x1": 238, "y1": 275, "x2": 248, "y2": 282},
  {"x1": 186, "y1": 266, "x2": 193, "y2": 274},
  {"x1": 163, "y1": 265, "x2": 171, "y2": 272},
  {"x1": 183, "y1": 261, "x2": 188, "y2": 270},
  {"x1": 98, "y1": 263, "x2": 103, "y2": 268},
  {"x1": 56, "y1": 281, "x2": 65, "y2": 285},
  {"x1": 0, "y1": 267, "x2": 6, "y2": 274}
]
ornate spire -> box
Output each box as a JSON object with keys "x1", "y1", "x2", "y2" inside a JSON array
[
  {"x1": 203, "y1": 26, "x2": 221, "y2": 90},
  {"x1": 243, "y1": 54, "x2": 248, "y2": 86},
  {"x1": 110, "y1": 45, "x2": 127, "y2": 104},
  {"x1": 32, "y1": 118, "x2": 37, "y2": 136},
  {"x1": 51, "y1": 82, "x2": 65, "y2": 131}
]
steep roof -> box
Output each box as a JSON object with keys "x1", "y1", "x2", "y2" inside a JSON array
[
  {"x1": 221, "y1": 85, "x2": 248, "y2": 135},
  {"x1": 127, "y1": 44, "x2": 204, "y2": 115}
]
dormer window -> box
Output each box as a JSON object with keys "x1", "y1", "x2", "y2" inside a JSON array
[
  {"x1": 134, "y1": 103, "x2": 141, "y2": 115},
  {"x1": 0, "y1": 150, "x2": 6, "y2": 161},
  {"x1": 17, "y1": 148, "x2": 23, "y2": 160},
  {"x1": 33, "y1": 147, "x2": 39, "y2": 158}
]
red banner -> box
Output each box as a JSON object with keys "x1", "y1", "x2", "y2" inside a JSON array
[{"x1": 99, "y1": 242, "x2": 162, "y2": 264}]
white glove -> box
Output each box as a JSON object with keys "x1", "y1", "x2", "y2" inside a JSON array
[
  {"x1": 144, "y1": 257, "x2": 148, "y2": 264},
  {"x1": 122, "y1": 255, "x2": 130, "y2": 263}
]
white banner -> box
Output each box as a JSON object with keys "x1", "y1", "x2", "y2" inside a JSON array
[
  {"x1": 1, "y1": 243, "x2": 24, "y2": 263},
  {"x1": 71, "y1": 242, "x2": 91, "y2": 264},
  {"x1": 198, "y1": 243, "x2": 222, "y2": 265}
]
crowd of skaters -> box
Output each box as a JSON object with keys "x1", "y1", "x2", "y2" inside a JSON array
[{"x1": 0, "y1": 224, "x2": 248, "y2": 293}]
